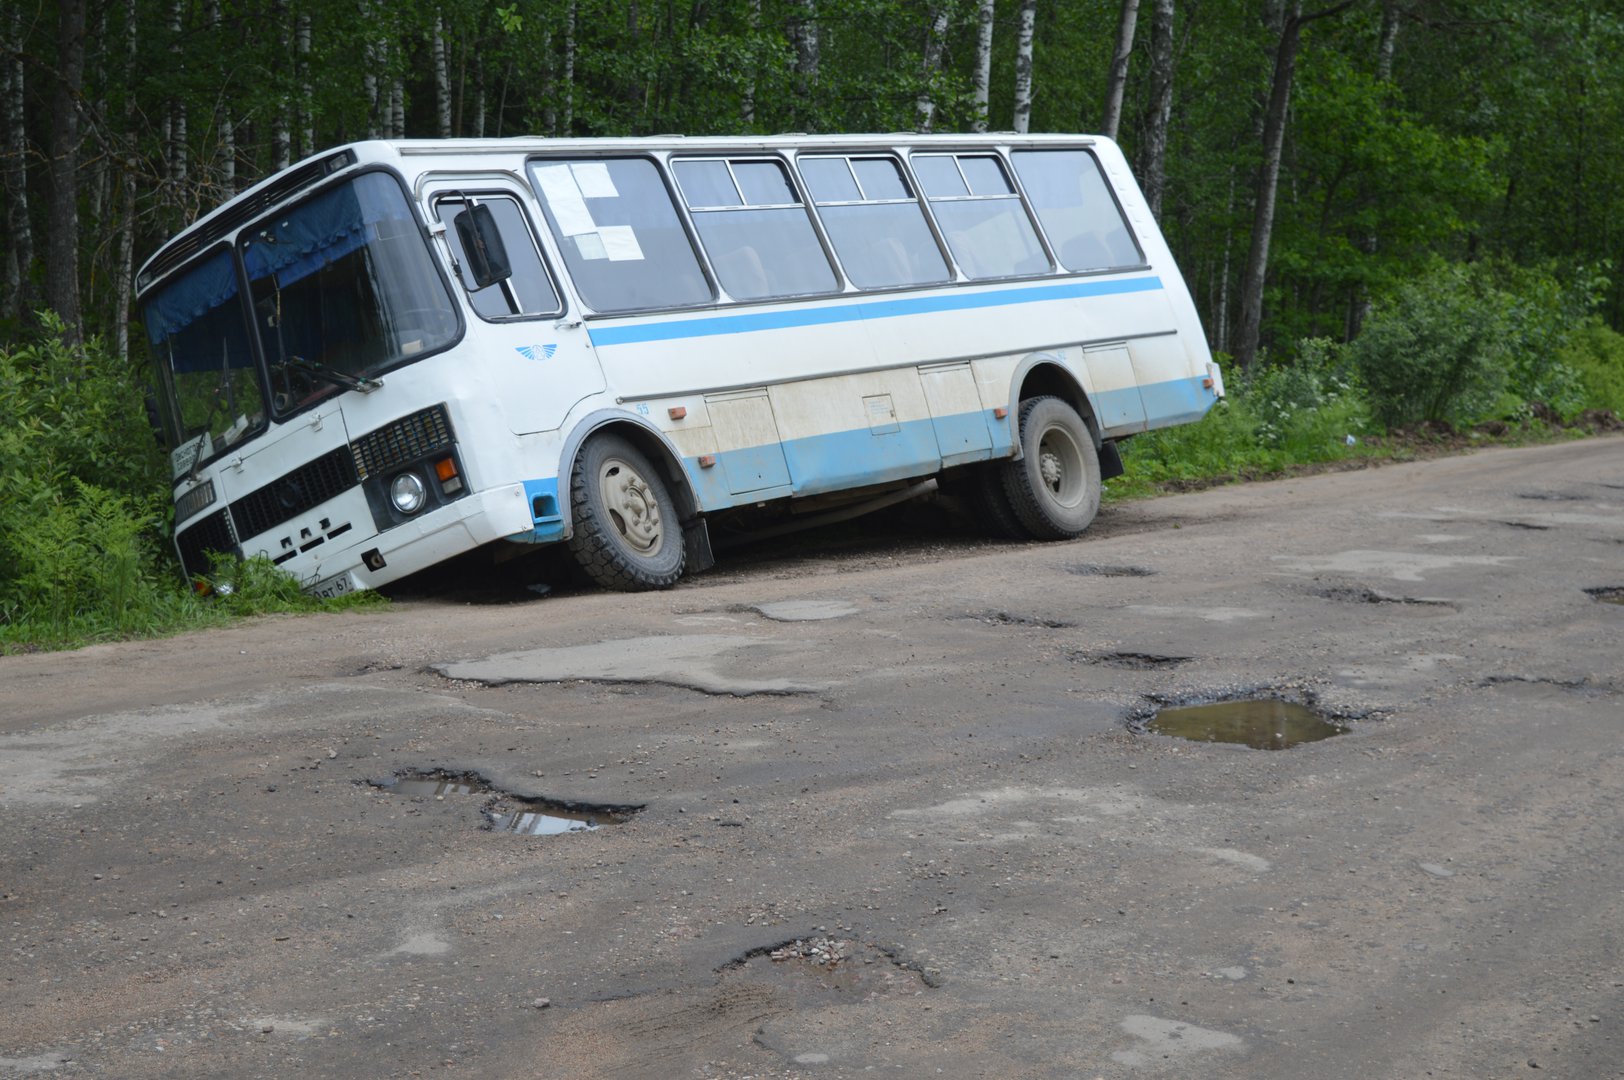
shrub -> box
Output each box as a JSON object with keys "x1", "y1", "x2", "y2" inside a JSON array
[
  {"x1": 1556, "y1": 322, "x2": 1624, "y2": 416},
  {"x1": 1349, "y1": 262, "x2": 1511, "y2": 428}
]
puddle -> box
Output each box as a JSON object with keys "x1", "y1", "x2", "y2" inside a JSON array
[
  {"x1": 1064, "y1": 563, "x2": 1155, "y2": 577},
  {"x1": 957, "y1": 610, "x2": 1075, "y2": 628},
  {"x1": 1144, "y1": 699, "x2": 1347, "y2": 750},
  {"x1": 1080, "y1": 651, "x2": 1192, "y2": 669},
  {"x1": 369, "y1": 770, "x2": 636, "y2": 835},
  {"x1": 1586, "y1": 587, "x2": 1624, "y2": 605}
]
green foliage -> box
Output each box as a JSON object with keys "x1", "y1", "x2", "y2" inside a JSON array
[
  {"x1": 1348, "y1": 263, "x2": 1512, "y2": 428},
  {"x1": 1557, "y1": 322, "x2": 1624, "y2": 415},
  {"x1": 1109, "y1": 346, "x2": 1373, "y2": 499},
  {"x1": 0, "y1": 319, "x2": 377, "y2": 652}
]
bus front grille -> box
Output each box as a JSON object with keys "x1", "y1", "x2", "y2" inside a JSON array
[
  {"x1": 228, "y1": 446, "x2": 360, "y2": 540},
  {"x1": 175, "y1": 507, "x2": 238, "y2": 579}
]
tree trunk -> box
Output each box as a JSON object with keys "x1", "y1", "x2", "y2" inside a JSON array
[
  {"x1": 46, "y1": 0, "x2": 86, "y2": 340},
  {"x1": 1138, "y1": 0, "x2": 1174, "y2": 217},
  {"x1": 208, "y1": 0, "x2": 234, "y2": 194},
  {"x1": 297, "y1": 13, "x2": 312, "y2": 157},
  {"x1": 1101, "y1": 0, "x2": 1139, "y2": 139},
  {"x1": 915, "y1": 5, "x2": 950, "y2": 133},
  {"x1": 1012, "y1": 0, "x2": 1036, "y2": 134},
  {"x1": 1376, "y1": 0, "x2": 1400, "y2": 82},
  {"x1": 167, "y1": 0, "x2": 187, "y2": 209},
  {"x1": 1233, "y1": 0, "x2": 1355, "y2": 370},
  {"x1": 434, "y1": 14, "x2": 452, "y2": 137},
  {"x1": 2, "y1": 2, "x2": 35, "y2": 321},
  {"x1": 562, "y1": 0, "x2": 577, "y2": 134},
  {"x1": 742, "y1": 0, "x2": 762, "y2": 126},
  {"x1": 793, "y1": 0, "x2": 819, "y2": 124},
  {"x1": 971, "y1": 0, "x2": 994, "y2": 132},
  {"x1": 112, "y1": 0, "x2": 138, "y2": 362}
]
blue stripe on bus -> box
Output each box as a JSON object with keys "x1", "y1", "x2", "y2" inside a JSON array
[{"x1": 586, "y1": 276, "x2": 1166, "y2": 347}]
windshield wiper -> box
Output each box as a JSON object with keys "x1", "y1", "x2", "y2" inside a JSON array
[{"x1": 283, "y1": 356, "x2": 384, "y2": 394}]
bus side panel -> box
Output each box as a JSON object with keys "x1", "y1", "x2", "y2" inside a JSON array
[{"x1": 768, "y1": 368, "x2": 942, "y2": 497}]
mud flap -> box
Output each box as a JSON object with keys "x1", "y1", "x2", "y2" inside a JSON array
[
  {"x1": 1098, "y1": 439, "x2": 1125, "y2": 481},
  {"x1": 684, "y1": 516, "x2": 716, "y2": 573}
]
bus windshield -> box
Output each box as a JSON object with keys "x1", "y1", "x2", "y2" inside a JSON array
[{"x1": 141, "y1": 170, "x2": 459, "y2": 473}]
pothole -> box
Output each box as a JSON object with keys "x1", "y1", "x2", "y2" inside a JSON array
[
  {"x1": 1064, "y1": 563, "x2": 1156, "y2": 577},
  {"x1": 1585, "y1": 587, "x2": 1624, "y2": 606},
  {"x1": 955, "y1": 611, "x2": 1075, "y2": 629},
  {"x1": 722, "y1": 935, "x2": 935, "y2": 1006},
  {"x1": 1495, "y1": 520, "x2": 1551, "y2": 531},
  {"x1": 1517, "y1": 492, "x2": 1589, "y2": 502},
  {"x1": 1077, "y1": 650, "x2": 1192, "y2": 669},
  {"x1": 1138, "y1": 698, "x2": 1349, "y2": 750},
  {"x1": 367, "y1": 770, "x2": 638, "y2": 835},
  {"x1": 1312, "y1": 586, "x2": 1453, "y2": 607}
]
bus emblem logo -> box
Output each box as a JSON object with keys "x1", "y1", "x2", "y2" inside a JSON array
[{"x1": 516, "y1": 344, "x2": 558, "y2": 361}]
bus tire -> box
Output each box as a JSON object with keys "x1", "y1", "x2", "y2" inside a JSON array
[
  {"x1": 969, "y1": 463, "x2": 1027, "y2": 539},
  {"x1": 998, "y1": 395, "x2": 1101, "y2": 540},
  {"x1": 567, "y1": 433, "x2": 686, "y2": 591}
]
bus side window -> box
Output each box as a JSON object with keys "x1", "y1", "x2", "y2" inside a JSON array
[
  {"x1": 1010, "y1": 150, "x2": 1144, "y2": 273},
  {"x1": 528, "y1": 157, "x2": 712, "y2": 314},
  {"x1": 672, "y1": 157, "x2": 837, "y2": 302},
  {"x1": 799, "y1": 155, "x2": 951, "y2": 290},
  {"x1": 912, "y1": 153, "x2": 1048, "y2": 280},
  {"x1": 436, "y1": 195, "x2": 561, "y2": 320}
]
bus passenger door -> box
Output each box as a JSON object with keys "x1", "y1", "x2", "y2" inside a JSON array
[
  {"x1": 426, "y1": 181, "x2": 606, "y2": 436},
  {"x1": 919, "y1": 362, "x2": 994, "y2": 466}
]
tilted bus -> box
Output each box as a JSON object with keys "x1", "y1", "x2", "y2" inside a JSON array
[{"x1": 137, "y1": 133, "x2": 1224, "y2": 594}]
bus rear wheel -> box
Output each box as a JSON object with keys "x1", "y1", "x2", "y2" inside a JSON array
[
  {"x1": 567, "y1": 433, "x2": 686, "y2": 591},
  {"x1": 998, "y1": 395, "x2": 1101, "y2": 540}
]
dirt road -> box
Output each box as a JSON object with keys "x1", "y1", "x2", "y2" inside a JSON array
[{"x1": 3, "y1": 437, "x2": 1622, "y2": 1079}]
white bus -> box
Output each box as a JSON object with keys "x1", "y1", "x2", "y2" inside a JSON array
[{"x1": 138, "y1": 133, "x2": 1223, "y2": 594}]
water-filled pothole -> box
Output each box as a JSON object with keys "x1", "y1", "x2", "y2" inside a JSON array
[
  {"x1": 1585, "y1": 586, "x2": 1624, "y2": 605},
  {"x1": 1144, "y1": 699, "x2": 1348, "y2": 750},
  {"x1": 369, "y1": 770, "x2": 637, "y2": 835}
]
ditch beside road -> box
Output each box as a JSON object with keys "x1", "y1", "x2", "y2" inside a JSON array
[{"x1": 2, "y1": 436, "x2": 1621, "y2": 1079}]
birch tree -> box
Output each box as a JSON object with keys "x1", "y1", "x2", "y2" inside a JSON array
[
  {"x1": 1138, "y1": 0, "x2": 1175, "y2": 217},
  {"x1": 972, "y1": 0, "x2": 994, "y2": 132},
  {"x1": 1012, "y1": 0, "x2": 1036, "y2": 134},
  {"x1": 915, "y1": 4, "x2": 951, "y2": 133},
  {"x1": 1101, "y1": 0, "x2": 1139, "y2": 139}
]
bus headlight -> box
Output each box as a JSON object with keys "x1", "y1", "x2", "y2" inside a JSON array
[{"x1": 390, "y1": 471, "x2": 428, "y2": 514}]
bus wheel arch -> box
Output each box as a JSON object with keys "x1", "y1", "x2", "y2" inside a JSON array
[
  {"x1": 561, "y1": 419, "x2": 704, "y2": 590},
  {"x1": 1011, "y1": 358, "x2": 1101, "y2": 451}
]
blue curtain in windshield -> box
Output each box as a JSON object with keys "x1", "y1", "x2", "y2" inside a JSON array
[
  {"x1": 143, "y1": 249, "x2": 239, "y2": 349},
  {"x1": 143, "y1": 173, "x2": 414, "y2": 362},
  {"x1": 241, "y1": 172, "x2": 409, "y2": 289}
]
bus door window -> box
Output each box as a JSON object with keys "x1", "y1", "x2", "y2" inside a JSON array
[
  {"x1": 912, "y1": 153, "x2": 1048, "y2": 280},
  {"x1": 527, "y1": 157, "x2": 711, "y2": 313},
  {"x1": 672, "y1": 157, "x2": 837, "y2": 302},
  {"x1": 798, "y1": 155, "x2": 951, "y2": 290},
  {"x1": 1009, "y1": 150, "x2": 1144, "y2": 272},
  {"x1": 436, "y1": 194, "x2": 562, "y2": 320}
]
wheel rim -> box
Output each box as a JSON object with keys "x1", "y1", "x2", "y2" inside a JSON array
[
  {"x1": 1035, "y1": 423, "x2": 1086, "y2": 509},
  {"x1": 596, "y1": 456, "x2": 664, "y2": 555}
]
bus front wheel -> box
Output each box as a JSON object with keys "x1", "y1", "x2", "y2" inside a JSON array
[
  {"x1": 567, "y1": 433, "x2": 686, "y2": 590},
  {"x1": 998, "y1": 395, "x2": 1101, "y2": 540}
]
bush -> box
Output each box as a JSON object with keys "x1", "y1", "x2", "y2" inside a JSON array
[
  {"x1": 1349, "y1": 262, "x2": 1511, "y2": 428},
  {"x1": 1556, "y1": 322, "x2": 1624, "y2": 417},
  {"x1": 1, "y1": 316, "x2": 377, "y2": 651}
]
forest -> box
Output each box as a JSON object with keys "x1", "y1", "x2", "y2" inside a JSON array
[{"x1": 3, "y1": 0, "x2": 1624, "y2": 645}]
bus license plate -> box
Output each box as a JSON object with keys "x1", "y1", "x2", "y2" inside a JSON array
[{"x1": 309, "y1": 573, "x2": 354, "y2": 599}]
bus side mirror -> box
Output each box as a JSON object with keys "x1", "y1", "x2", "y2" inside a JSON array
[{"x1": 454, "y1": 204, "x2": 513, "y2": 289}]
